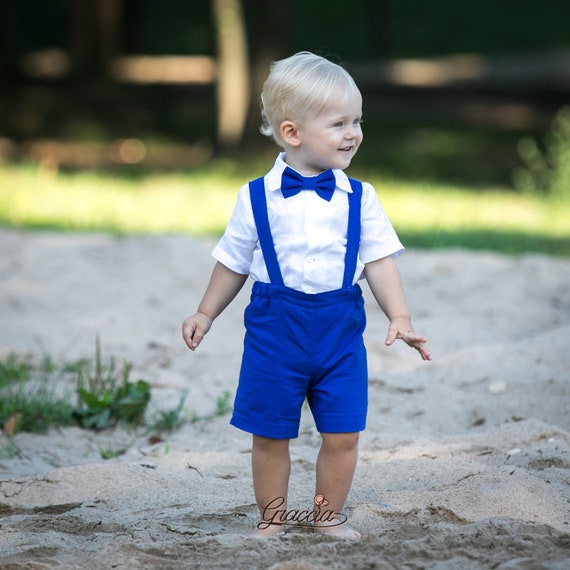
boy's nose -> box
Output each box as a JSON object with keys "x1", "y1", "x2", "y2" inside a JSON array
[{"x1": 345, "y1": 128, "x2": 358, "y2": 140}]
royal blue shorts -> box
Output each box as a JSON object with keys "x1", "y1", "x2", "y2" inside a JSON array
[{"x1": 230, "y1": 281, "x2": 368, "y2": 439}]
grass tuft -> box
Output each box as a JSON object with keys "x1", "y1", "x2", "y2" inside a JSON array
[{"x1": 0, "y1": 344, "x2": 233, "y2": 448}]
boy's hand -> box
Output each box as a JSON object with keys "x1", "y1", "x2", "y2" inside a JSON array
[
  {"x1": 182, "y1": 312, "x2": 213, "y2": 351},
  {"x1": 385, "y1": 317, "x2": 432, "y2": 361}
]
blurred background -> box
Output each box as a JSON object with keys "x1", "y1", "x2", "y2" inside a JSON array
[{"x1": 1, "y1": 0, "x2": 569, "y2": 252}]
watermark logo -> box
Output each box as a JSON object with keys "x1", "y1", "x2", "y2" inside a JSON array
[{"x1": 257, "y1": 494, "x2": 348, "y2": 530}]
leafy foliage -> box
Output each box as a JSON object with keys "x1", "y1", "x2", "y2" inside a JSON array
[
  {"x1": 0, "y1": 342, "x2": 232, "y2": 455},
  {"x1": 74, "y1": 378, "x2": 151, "y2": 430},
  {"x1": 72, "y1": 338, "x2": 151, "y2": 430},
  {"x1": 513, "y1": 107, "x2": 570, "y2": 201},
  {"x1": 0, "y1": 340, "x2": 151, "y2": 434}
]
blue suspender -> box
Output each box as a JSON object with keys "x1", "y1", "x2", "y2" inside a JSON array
[
  {"x1": 248, "y1": 176, "x2": 362, "y2": 288},
  {"x1": 248, "y1": 177, "x2": 285, "y2": 286},
  {"x1": 343, "y1": 178, "x2": 362, "y2": 288}
]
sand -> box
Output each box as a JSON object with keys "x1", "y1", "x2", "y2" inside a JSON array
[{"x1": 0, "y1": 228, "x2": 569, "y2": 569}]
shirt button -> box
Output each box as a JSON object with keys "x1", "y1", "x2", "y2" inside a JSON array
[
  {"x1": 306, "y1": 256, "x2": 315, "y2": 263},
  {"x1": 303, "y1": 286, "x2": 314, "y2": 294}
]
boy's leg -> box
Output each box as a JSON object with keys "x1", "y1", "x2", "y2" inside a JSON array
[
  {"x1": 251, "y1": 434, "x2": 291, "y2": 537},
  {"x1": 314, "y1": 431, "x2": 361, "y2": 539}
]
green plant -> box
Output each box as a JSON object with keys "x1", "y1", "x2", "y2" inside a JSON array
[
  {"x1": 148, "y1": 392, "x2": 188, "y2": 433},
  {"x1": 0, "y1": 351, "x2": 77, "y2": 433},
  {"x1": 73, "y1": 338, "x2": 151, "y2": 430},
  {"x1": 0, "y1": 352, "x2": 33, "y2": 389},
  {"x1": 215, "y1": 390, "x2": 232, "y2": 416},
  {"x1": 513, "y1": 106, "x2": 570, "y2": 201},
  {"x1": 188, "y1": 390, "x2": 233, "y2": 424},
  {"x1": 0, "y1": 382, "x2": 75, "y2": 433},
  {"x1": 98, "y1": 445, "x2": 129, "y2": 460},
  {"x1": 0, "y1": 344, "x2": 160, "y2": 438}
]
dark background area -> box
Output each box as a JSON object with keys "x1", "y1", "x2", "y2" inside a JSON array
[
  {"x1": 0, "y1": 0, "x2": 569, "y2": 188},
  {"x1": 3, "y1": 0, "x2": 568, "y2": 61}
]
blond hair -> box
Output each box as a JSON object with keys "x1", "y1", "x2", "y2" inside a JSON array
[{"x1": 260, "y1": 51, "x2": 360, "y2": 147}]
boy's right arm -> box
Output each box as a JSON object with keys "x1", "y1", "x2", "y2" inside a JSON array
[{"x1": 182, "y1": 261, "x2": 248, "y2": 351}]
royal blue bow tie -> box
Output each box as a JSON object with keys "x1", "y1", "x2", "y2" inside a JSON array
[{"x1": 281, "y1": 167, "x2": 336, "y2": 201}]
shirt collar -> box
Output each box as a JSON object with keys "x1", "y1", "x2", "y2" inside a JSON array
[{"x1": 265, "y1": 152, "x2": 353, "y2": 193}]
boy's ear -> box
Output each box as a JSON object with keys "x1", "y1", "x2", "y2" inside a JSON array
[{"x1": 279, "y1": 120, "x2": 301, "y2": 147}]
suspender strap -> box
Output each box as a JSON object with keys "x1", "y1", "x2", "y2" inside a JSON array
[
  {"x1": 248, "y1": 175, "x2": 363, "y2": 289},
  {"x1": 343, "y1": 178, "x2": 362, "y2": 288},
  {"x1": 248, "y1": 177, "x2": 284, "y2": 286}
]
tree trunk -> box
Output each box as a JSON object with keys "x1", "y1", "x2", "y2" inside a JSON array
[
  {"x1": 212, "y1": 0, "x2": 250, "y2": 149},
  {"x1": 98, "y1": 0, "x2": 122, "y2": 68},
  {"x1": 245, "y1": 0, "x2": 287, "y2": 145},
  {"x1": 70, "y1": 0, "x2": 121, "y2": 77}
]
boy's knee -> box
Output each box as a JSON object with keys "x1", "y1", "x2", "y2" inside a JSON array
[
  {"x1": 321, "y1": 431, "x2": 359, "y2": 452},
  {"x1": 253, "y1": 434, "x2": 290, "y2": 452}
]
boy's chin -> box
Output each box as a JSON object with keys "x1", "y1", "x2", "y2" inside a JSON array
[{"x1": 335, "y1": 157, "x2": 355, "y2": 170}]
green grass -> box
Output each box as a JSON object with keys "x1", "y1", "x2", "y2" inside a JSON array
[
  {"x1": 0, "y1": 345, "x2": 233, "y2": 438},
  {"x1": 0, "y1": 351, "x2": 76, "y2": 433},
  {"x1": 376, "y1": 180, "x2": 570, "y2": 255},
  {"x1": 0, "y1": 162, "x2": 569, "y2": 255},
  {"x1": 0, "y1": 383, "x2": 76, "y2": 433},
  {"x1": 0, "y1": 353, "x2": 33, "y2": 389},
  {"x1": 0, "y1": 163, "x2": 237, "y2": 236}
]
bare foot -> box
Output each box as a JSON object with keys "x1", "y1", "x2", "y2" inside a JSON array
[
  {"x1": 249, "y1": 522, "x2": 286, "y2": 538},
  {"x1": 314, "y1": 520, "x2": 361, "y2": 540}
]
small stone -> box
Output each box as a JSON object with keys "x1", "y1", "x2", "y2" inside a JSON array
[{"x1": 488, "y1": 381, "x2": 508, "y2": 394}]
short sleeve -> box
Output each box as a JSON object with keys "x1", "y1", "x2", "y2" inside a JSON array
[
  {"x1": 211, "y1": 184, "x2": 258, "y2": 275},
  {"x1": 358, "y1": 181, "x2": 404, "y2": 264}
]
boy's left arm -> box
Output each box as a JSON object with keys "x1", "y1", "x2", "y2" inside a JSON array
[{"x1": 364, "y1": 256, "x2": 432, "y2": 361}]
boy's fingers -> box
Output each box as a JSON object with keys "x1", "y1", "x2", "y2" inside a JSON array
[
  {"x1": 385, "y1": 329, "x2": 398, "y2": 346},
  {"x1": 182, "y1": 322, "x2": 200, "y2": 350},
  {"x1": 386, "y1": 330, "x2": 431, "y2": 362},
  {"x1": 191, "y1": 330, "x2": 204, "y2": 349},
  {"x1": 413, "y1": 341, "x2": 432, "y2": 361},
  {"x1": 420, "y1": 348, "x2": 432, "y2": 361}
]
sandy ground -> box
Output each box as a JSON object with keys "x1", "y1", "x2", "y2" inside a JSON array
[{"x1": 0, "y1": 228, "x2": 569, "y2": 569}]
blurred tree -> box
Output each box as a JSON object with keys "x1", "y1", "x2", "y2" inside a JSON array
[
  {"x1": 366, "y1": 0, "x2": 392, "y2": 57},
  {"x1": 244, "y1": 0, "x2": 287, "y2": 142},
  {"x1": 1, "y1": 0, "x2": 567, "y2": 160},
  {"x1": 122, "y1": 0, "x2": 213, "y2": 55},
  {"x1": 70, "y1": 0, "x2": 121, "y2": 76},
  {"x1": 389, "y1": 0, "x2": 569, "y2": 57},
  {"x1": 213, "y1": 0, "x2": 250, "y2": 149},
  {"x1": 2, "y1": 0, "x2": 569, "y2": 76}
]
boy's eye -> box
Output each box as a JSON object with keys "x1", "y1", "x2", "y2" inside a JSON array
[{"x1": 332, "y1": 118, "x2": 362, "y2": 128}]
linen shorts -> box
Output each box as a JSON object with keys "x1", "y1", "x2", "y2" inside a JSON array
[{"x1": 230, "y1": 281, "x2": 368, "y2": 439}]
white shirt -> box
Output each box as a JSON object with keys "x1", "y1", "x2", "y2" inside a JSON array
[{"x1": 212, "y1": 153, "x2": 404, "y2": 294}]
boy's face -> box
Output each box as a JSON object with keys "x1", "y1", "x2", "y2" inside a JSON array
[{"x1": 291, "y1": 91, "x2": 363, "y2": 175}]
